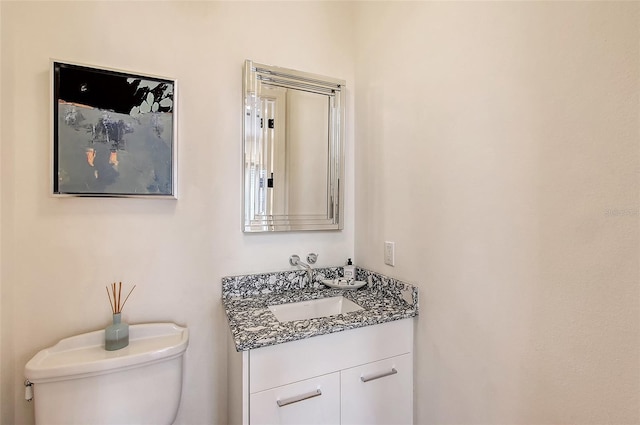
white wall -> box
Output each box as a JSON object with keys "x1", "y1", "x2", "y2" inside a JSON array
[
  {"x1": 354, "y1": 2, "x2": 639, "y2": 424},
  {"x1": 0, "y1": 2, "x2": 355, "y2": 424},
  {"x1": 3, "y1": 2, "x2": 639, "y2": 425}
]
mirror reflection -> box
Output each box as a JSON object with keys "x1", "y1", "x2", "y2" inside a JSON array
[{"x1": 243, "y1": 60, "x2": 345, "y2": 232}]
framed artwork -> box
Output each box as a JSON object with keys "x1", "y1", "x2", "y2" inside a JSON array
[{"x1": 52, "y1": 61, "x2": 177, "y2": 198}]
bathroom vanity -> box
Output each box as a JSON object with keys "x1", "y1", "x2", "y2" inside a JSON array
[{"x1": 223, "y1": 267, "x2": 418, "y2": 425}]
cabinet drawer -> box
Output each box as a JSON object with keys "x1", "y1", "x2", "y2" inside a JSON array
[
  {"x1": 341, "y1": 353, "x2": 413, "y2": 425},
  {"x1": 250, "y1": 319, "x2": 413, "y2": 393},
  {"x1": 250, "y1": 372, "x2": 340, "y2": 425}
]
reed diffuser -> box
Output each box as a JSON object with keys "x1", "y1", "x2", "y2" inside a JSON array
[{"x1": 105, "y1": 282, "x2": 136, "y2": 351}]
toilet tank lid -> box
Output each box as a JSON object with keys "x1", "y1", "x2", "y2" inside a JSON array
[{"x1": 25, "y1": 323, "x2": 189, "y2": 383}]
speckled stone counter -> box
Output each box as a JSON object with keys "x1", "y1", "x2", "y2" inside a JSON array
[{"x1": 222, "y1": 267, "x2": 419, "y2": 351}]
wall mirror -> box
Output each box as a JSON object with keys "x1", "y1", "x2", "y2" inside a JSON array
[{"x1": 243, "y1": 60, "x2": 345, "y2": 232}]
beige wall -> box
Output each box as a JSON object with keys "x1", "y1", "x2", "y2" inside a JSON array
[
  {"x1": 2, "y1": 2, "x2": 639, "y2": 425},
  {"x1": 0, "y1": 2, "x2": 355, "y2": 424},
  {"x1": 354, "y1": 2, "x2": 639, "y2": 424}
]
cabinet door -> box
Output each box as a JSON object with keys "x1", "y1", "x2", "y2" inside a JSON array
[
  {"x1": 341, "y1": 353, "x2": 413, "y2": 425},
  {"x1": 250, "y1": 372, "x2": 340, "y2": 425}
]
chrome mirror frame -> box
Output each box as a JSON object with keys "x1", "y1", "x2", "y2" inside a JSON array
[{"x1": 242, "y1": 60, "x2": 345, "y2": 232}]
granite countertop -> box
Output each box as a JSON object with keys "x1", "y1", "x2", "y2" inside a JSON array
[{"x1": 222, "y1": 267, "x2": 419, "y2": 351}]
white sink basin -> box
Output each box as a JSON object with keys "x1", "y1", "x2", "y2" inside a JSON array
[{"x1": 268, "y1": 296, "x2": 363, "y2": 322}]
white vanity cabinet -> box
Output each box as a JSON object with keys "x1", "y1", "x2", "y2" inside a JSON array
[
  {"x1": 340, "y1": 353, "x2": 413, "y2": 425},
  {"x1": 250, "y1": 372, "x2": 341, "y2": 425},
  {"x1": 228, "y1": 319, "x2": 414, "y2": 425}
]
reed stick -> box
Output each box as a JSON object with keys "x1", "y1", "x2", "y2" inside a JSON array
[
  {"x1": 106, "y1": 287, "x2": 115, "y2": 314},
  {"x1": 106, "y1": 282, "x2": 136, "y2": 314},
  {"x1": 120, "y1": 285, "x2": 136, "y2": 311}
]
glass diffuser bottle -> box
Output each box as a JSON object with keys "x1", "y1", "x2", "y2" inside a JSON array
[
  {"x1": 105, "y1": 282, "x2": 136, "y2": 351},
  {"x1": 105, "y1": 312, "x2": 129, "y2": 351}
]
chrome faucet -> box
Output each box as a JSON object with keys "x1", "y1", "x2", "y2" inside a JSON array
[{"x1": 289, "y1": 254, "x2": 317, "y2": 285}]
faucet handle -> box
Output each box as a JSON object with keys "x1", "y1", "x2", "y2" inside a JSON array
[
  {"x1": 307, "y1": 253, "x2": 318, "y2": 264},
  {"x1": 289, "y1": 255, "x2": 301, "y2": 266}
]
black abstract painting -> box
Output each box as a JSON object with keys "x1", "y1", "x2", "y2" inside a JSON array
[{"x1": 53, "y1": 61, "x2": 176, "y2": 197}]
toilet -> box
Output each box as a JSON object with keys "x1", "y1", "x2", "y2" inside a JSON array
[{"x1": 24, "y1": 322, "x2": 189, "y2": 425}]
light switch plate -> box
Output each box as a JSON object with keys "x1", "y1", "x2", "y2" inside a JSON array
[{"x1": 384, "y1": 241, "x2": 395, "y2": 266}]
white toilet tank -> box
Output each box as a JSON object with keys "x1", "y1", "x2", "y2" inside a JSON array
[{"x1": 25, "y1": 323, "x2": 189, "y2": 425}]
